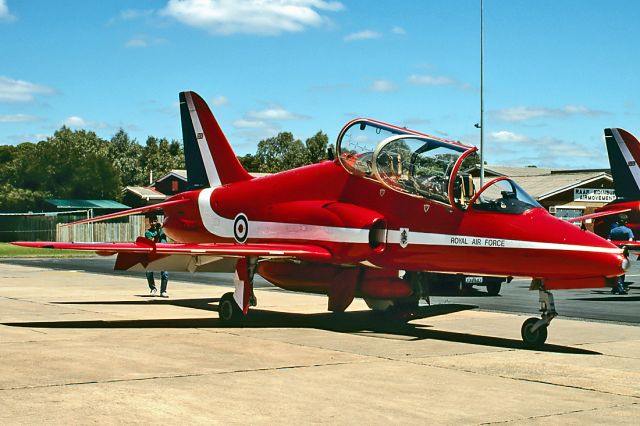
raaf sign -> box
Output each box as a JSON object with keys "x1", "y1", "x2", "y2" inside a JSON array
[{"x1": 573, "y1": 188, "x2": 616, "y2": 202}]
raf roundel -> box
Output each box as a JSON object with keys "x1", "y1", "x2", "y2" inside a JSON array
[{"x1": 233, "y1": 213, "x2": 249, "y2": 243}]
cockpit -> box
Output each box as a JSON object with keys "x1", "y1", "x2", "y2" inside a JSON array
[
  {"x1": 336, "y1": 119, "x2": 541, "y2": 214},
  {"x1": 470, "y1": 177, "x2": 542, "y2": 214}
]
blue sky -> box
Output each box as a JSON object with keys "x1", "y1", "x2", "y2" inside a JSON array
[{"x1": 0, "y1": 0, "x2": 639, "y2": 169}]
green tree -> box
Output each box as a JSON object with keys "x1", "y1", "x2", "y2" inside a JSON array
[
  {"x1": 108, "y1": 129, "x2": 145, "y2": 187},
  {"x1": 237, "y1": 153, "x2": 263, "y2": 173},
  {"x1": 255, "y1": 132, "x2": 308, "y2": 173},
  {"x1": 142, "y1": 136, "x2": 185, "y2": 182},
  {"x1": 0, "y1": 127, "x2": 121, "y2": 210},
  {"x1": 305, "y1": 131, "x2": 329, "y2": 164},
  {"x1": 0, "y1": 183, "x2": 50, "y2": 212}
]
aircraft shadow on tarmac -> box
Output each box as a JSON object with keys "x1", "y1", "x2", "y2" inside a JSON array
[
  {"x1": 570, "y1": 295, "x2": 640, "y2": 302},
  {"x1": 2, "y1": 297, "x2": 600, "y2": 355}
]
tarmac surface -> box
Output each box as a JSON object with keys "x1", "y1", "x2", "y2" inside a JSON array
[
  {"x1": 1, "y1": 258, "x2": 640, "y2": 424},
  {"x1": 5, "y1": 256, "x2": 640, "y2": 324}
]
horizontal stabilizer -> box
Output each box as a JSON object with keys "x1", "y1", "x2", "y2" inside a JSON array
[
  {"x1": 60, "y1": 198, "x2": 191, "y2": 227},
  {"x1": 566, "y1": 207, "x2": 631, "y2": 223}
]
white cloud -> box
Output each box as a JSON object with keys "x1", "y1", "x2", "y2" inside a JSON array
[
  {"x1": 61, "y1": 116, "x2": 109, "y2": 129},
  {"x1": 234, "y1": 103, "x2": 309, "y2": 134},
  {"x1": 369, "y1": 80, "x2": 397, "y2": 93},
  {"x1": 5, "y1": 133, "x2": 50, "y2": 144},
  {"x1": 211, "y1": 95, "x2": 228, "y2": 107},
  {"x1": 486, "y1": 135, "x2": 603, "y2": 168},
  {"x1": 233, "y1": 119, "x2": 269, "y2": 129},
  {"x1": 391, "y1": 26, "x2": 405, "y2": 35},
  {"x1": 491, "y1": 105, "x2": 606, "y2": 122},
  {"x1": 62, "y1": 116, "x2": 87, "y2": 127},
  {"x1": 125, "y1": 35, "x2": 167, "y2": 48},
  {"x1": 344, "y1": 30, "x2": 381, "y2": 41},
  {"x1": 489, "y1": 130, "x2": 528, "y2": 143},
  {"x1": 247, "y1": 106, "x2": 309, "y2": 120},
  {"x1": 0, "y1": 76, "x2": 55, "y2": 103},
  {"x1": 0, "y1": 114, "x2": 40, "y2": 123},
  {"x1": 0, "y1": 0, "x2": 15, "y2": 22},
  {"x1": 408, "y1": 74, "x2": 455, "y2": 86},
  {"x1": 161, "y1": 0, "x2": 344, "y2": 35}
]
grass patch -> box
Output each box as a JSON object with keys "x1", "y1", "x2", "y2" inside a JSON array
[{"x1": 0, "y1": 243, "x2": 96, "y2": 257}]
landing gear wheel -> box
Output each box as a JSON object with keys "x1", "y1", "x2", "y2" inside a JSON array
[
  {"x1": 218, "y1": 292, "x2": 244, "y2": 324},
  {"x1": 521, "y1": 317, "x2": 548, "y2": 348},
  {"x1": 486, "y1": 282, "x2": 501, "y2": 296},
  {"x1": 364, "y1": 298, "x2": 419, "y2": 320}
]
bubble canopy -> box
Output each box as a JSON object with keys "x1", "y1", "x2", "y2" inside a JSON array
[{"x1": 336, "y1": 119, "x2": 475, "y2": 205}]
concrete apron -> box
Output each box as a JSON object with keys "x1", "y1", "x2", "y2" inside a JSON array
[{"x1": 1, "y1": 261, "x2": 639, "y2": 425}]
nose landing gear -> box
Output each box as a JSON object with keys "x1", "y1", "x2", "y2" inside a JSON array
[{"x1": 521, "y1": 287, "x2": 557, "y2": 348}]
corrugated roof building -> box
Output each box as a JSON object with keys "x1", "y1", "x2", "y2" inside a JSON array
[{"x1": 465, "y1": 165, "x2": 615, "y2": 225}]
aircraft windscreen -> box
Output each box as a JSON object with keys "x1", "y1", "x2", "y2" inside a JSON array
[
  {"x1": 374, "y1": 136, "x2": 464, "y2": 203},
  {"x1": 338, "y1": 121, "x2": 406, "y2": 177},
  {"x1": 472, "y1": 178, "x2": 541, "y2": 214},
  {"x1": 452, "y1": 150, "x2": 479, "y2": 210}
]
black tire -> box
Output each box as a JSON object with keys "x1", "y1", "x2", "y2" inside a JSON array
[
  {"x1": 218, "y1": 292, "x2": 243, "y2": 324},
  {"x1": 521, "y1": 317, "x2": 548, "y2": 348},
  {"x1": 486, "y1": 282, "x2": 501, "y2": 296}
]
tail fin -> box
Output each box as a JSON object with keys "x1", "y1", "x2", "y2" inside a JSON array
[
  {"x1": 179, "y1": 91, "x2": 252, "y2": 188},
  {"x1": 604, "y1": 128, "x2": 640, "y2": 201}
]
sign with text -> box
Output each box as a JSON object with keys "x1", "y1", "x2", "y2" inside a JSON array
[{"x1": 573, "y1": 188, "x2": 616, "y2": 202}]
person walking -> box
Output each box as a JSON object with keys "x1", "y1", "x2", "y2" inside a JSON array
[
  {"x1": 145, "y1": 215, "x2": 169, "y2": 297},
  {"x1": 608, "y1": 214, "x2": 633, "y2": 295}
]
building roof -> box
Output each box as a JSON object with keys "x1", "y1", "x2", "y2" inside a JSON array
[
  {"x1": 511, "y1": 172, "x2": 613, "y2": 199},
  {"x1": 124, "y1": 186, "x2": 167, "y2": 200},
  {"x1": 466, "y1": 164, "x2": 553, "y2": 177},
  {"x1": 486, "y1": 165, "x2": 554, "y2": 177},
  {"x1": 156, "y1": 169, "x2": 187, "y2": 183},
  {"x1": 45, "y1": 199, "x2": 130, "y2": 209}
]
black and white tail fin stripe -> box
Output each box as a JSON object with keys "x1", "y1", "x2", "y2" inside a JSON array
[
  {"x1": 179, "y1": 91, "x2": 252, "y2": 189},
  {"x1": 605, "y1": 128, "x2": 640, "y2": 201}
]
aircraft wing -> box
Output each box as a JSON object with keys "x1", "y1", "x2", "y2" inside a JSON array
[
  {"x1": 566, "y1": 207, "x2": 632, "y2": 223},
  {"x1": 11, "y1": 238, "x2": 331, "y2": 261}
]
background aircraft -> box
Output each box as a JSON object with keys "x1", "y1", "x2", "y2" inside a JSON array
[
  {"x1": 569, "y1": 128, "x2": 640, "y2": 249},
  {"x1": 13, "y1": 92, "x2": 629, "y2": 348}
]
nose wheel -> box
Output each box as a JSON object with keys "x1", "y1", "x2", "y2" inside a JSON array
[{"x1": 521, "y1": 289, "x2": 557, "y2": 349}]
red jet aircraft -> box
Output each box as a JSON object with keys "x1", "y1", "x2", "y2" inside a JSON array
[{"x1": 13, "y1": 91, "x2": 629, "y2": 348}]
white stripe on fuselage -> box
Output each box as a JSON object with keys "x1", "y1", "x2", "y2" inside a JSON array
[
  {"x1": 197, "y1": 188, "x2": 622, "y2": 255},
  {"x1": 387, "y1": 230, "x2": 621, "y2": 254},
  {"x1": 612, "y1": 128, "x2": 640, "y2": 190},
  {"x1": 185, "y1": 92, "x2": 221, "y2": 187},
  {"x1": 197, "y1": 188, "x2": 370, "y2": 243}
]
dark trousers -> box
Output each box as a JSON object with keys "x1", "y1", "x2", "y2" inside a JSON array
[
  {"x1": 613, "y1": 274, "x2": 626, "y2": 294},
  {"x1": 146, "y1": 271, "x2": 168, "y2": 293}
]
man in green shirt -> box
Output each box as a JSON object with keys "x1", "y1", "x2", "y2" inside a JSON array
[{"x1": 145, "y1": 215, "x2": 169, "y2": 297}]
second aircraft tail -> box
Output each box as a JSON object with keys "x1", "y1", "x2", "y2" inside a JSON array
[{"x1": 604, "y1": 128, "x2": 640, "y2": 201}]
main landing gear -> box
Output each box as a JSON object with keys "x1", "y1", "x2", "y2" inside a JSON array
[
  {"x1": 217, "y1": 257, "x2": 257, "y2": 325},
  {"x1": 521, "y1": 286, "x2": 557, "y2": 348}
]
